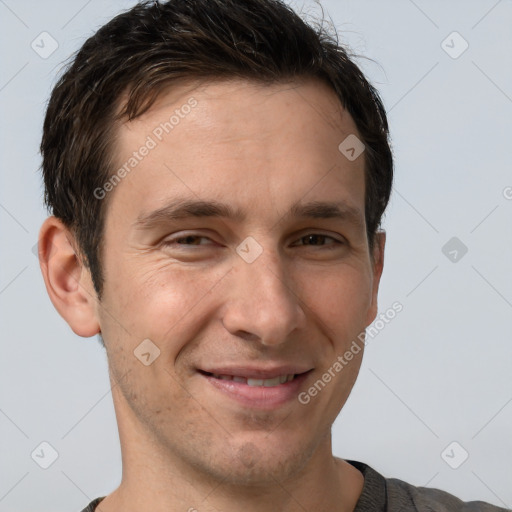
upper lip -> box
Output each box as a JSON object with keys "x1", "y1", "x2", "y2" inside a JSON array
[{"x1": 198, "y1": 365, "x2": 313, "y2": 379}]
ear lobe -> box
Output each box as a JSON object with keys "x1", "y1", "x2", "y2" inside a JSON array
[
  {"x1": 365, "y1": 230, "x2": 386, "y2": 326},
  {"x1": 38, "y1": 216, "x2": 101, "y2": 338}
]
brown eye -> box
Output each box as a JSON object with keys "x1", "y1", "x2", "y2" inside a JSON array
[
  {"x1": 162, "y1": 233, "x2": 214, "y2": 247},
  {"x1": 175, "y1": 235, "x2": 204, "y2": 245},
  {"x1": 296, "y1": 234, "x2": 342, "y2": 247}
]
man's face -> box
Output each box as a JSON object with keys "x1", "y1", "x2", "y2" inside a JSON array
[{"x1": 95, "y1": 78, "x2": 384, "y2": 484}]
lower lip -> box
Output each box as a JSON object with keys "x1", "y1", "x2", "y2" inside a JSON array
[{"x1": 200, "y1": 372, "x2": 311, "y2": 410}]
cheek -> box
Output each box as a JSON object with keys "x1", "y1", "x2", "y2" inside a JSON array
[
  {"x1": 297, "y1": 263, "x2": 373, "y2": 337},
  {"x1": 103, "y1": 255, "x2": 230, "y2": 351}
]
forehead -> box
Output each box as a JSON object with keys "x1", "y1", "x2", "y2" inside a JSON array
[{"x1": 107, "y1": 78, "x2": 366, "y2": 229}]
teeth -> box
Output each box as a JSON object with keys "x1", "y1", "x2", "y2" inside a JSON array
[
  {"x1": 263, "y1": 376, "x2": 282, "y2": 387},
  {"x1": 209, "y1": 373, "x2": 296, "y2": 386},
  {"x1": 247, "y1": 378, "x2": 265, "y2": 386},
  {"x1": 250, "y1": 375, "x2": 296, "y2": 387}
]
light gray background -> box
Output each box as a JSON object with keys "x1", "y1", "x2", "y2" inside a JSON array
[{"x1": 1, "y1": 0, "x2": 511, "y2": 510}]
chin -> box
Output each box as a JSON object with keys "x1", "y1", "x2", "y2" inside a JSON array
[{"x1": 207, "y1": 435, "x2": 318, "y2": 486}]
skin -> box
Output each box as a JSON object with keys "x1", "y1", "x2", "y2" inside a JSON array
[{"x1": 39, "y1": 78, "x2": 385, "y2": 512}]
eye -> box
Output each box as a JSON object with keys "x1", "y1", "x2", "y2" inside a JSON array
[
  {"x1": 294, "y1": 233, "x2": 344, "y2": 247},
  {"x1": 160, "y1": 232, "x2": 344, "y2": 250},
  {"x1": 162, "y1": 234, "x2": 215, "y2": 247}
]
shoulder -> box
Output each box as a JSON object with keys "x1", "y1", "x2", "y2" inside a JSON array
[
  {"x1": 347, "y1": 460, "x2": 509, "y2": 512},
  {"x1": 386, "y1": 475, "x2": 509, "y2": 512},
  {"x1": 79, "y1": 497, "x2": 105, "y2": 512}
]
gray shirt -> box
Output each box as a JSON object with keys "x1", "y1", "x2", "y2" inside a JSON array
[{"x1": 79, "y1": 460, "x2": 510, "y2": 511}]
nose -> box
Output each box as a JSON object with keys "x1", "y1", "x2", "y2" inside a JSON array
[{"x1": 221, "y1": 245, "x2": 307, "y2": 346}]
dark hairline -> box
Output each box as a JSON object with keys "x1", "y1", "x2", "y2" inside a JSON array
[{"x1": 40, "y1": 0, "x2": 393, "y2": 302}]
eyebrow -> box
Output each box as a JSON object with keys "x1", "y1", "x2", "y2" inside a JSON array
[{"x1": 133, "y1": 198, "x2": 364, "y2": 230}]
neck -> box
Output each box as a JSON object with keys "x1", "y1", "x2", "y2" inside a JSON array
[{"x1": 100, "y1": 387, "x2": 364, "y2": 512}]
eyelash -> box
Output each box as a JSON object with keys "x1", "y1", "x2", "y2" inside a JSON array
[{"x1": 162, "y1": 233, "x2": 344, "y2": 249}]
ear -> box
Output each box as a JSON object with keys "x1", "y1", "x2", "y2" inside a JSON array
[
  {"x1": 365, "y1": 230, "x2": 386, "y2": 326},
  {"x1": 37, "y1": 216, "x2": 101, "y2": 337}
]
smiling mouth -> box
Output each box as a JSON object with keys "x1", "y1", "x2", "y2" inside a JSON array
[
  {"x1": 197, "y1": 368, "x2": 313, "y2": 409},
  {"x1": 199, "y1": 371, "x2": 298, "y2": 387}
]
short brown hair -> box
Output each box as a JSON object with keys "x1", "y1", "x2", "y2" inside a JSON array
[{"x1": 41, "y1": 0, "x2": 393, "y2": 299}]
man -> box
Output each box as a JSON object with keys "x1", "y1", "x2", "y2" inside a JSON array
[{"x1": 36, "y1": 0, "x2": 507, "y2": 510}]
